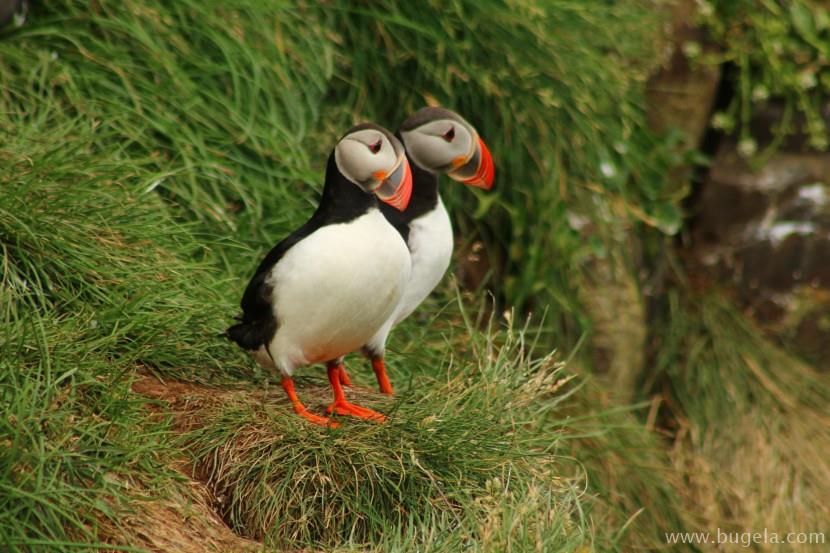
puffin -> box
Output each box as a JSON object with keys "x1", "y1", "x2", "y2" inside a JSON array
[
  {"x1": 226, "y1": 123, "x2": 414, "y2": 427},
  {"x1": 339, "y1": 107, "x2": 494, "y2": 394}
]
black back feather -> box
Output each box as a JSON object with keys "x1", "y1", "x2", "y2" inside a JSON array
[{"x1": 225, "y1": 153, "x2": 377, "y2": 352}]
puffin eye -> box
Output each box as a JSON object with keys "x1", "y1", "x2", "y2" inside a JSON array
[
  {"x1": 369, "y1": 139, "x2": 383, "y2": 154},
  {"x1": 442, "y1": 127, "x2": 455, "y2": 142}
]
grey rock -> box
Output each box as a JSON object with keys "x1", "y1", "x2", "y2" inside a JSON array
[
  {"x1": 0, "y1": 0, "x2": 25, "y2": 30},
  {"x1": 692, "y1": 106, "x2": 830, "y2": 370}
]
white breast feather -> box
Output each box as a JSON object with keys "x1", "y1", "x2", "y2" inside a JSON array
[
  {"x1": 264, "y1": 209, "x2": 411, "y2": 375},
  {"x1": 364, "y1": 198, "x2": 453, "y2": 354}
]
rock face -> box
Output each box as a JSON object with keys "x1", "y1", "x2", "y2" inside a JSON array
[
  {"x1": 645, "y1": 0, "x2": 722, "y2": 150},
  {"x1": 554, "y1": 0, "x2": 718, "y2": 397},
  {"x1": 692, "y1": 105, "x2": 830, "y2": 370},
  {"x1": 577, "y1": 233, "x2": 646, "y2": 399},
  {"x1": 572, "y1": 0, "x2": 724, "y2": 396}
]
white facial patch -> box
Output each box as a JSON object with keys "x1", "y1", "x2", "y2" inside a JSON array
[
  {"x1": 335, "y1": 129, "x2": 399, "y2": 188},
  {"x1": 401, "y1": 119, "x2": 475, "y2": 172}
]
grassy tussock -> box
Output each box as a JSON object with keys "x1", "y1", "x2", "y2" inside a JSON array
[
  {"x1": 135, "y1": 315, "x2": 594, "y2": 551},
  {"x1": 0, "y1": 0, "x2": 332, "y2": 236},
  {"x1": 0, "y1": 314, "x2": 172, "y2": 550},
  {"x1": 0, "y1": 117, "x2": 240, "y2": 376},
  {"x1": 0, "y1": 89, "x2": 238, "y2": 549}
]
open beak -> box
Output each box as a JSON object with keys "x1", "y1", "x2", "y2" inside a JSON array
[
  {"x1": 448, "y1": 136, "x2": 494, "y2": 190},
  {"x1": 373, "y1": 155, "x2": 413, "y2": 211}
]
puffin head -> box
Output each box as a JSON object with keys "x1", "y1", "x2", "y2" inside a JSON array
[
  {"x1": 399, "y1": 107, "x2": 494, "y2": 190},
  {"x1": 334, "y1": 123, "x2": 413, "y2": 211}
]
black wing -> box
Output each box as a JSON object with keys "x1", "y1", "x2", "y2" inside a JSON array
[
  {"x1": 225, "y1": 221, "x2": 318, "y2": 351},
  {"x1": 227, "y1": 154, "x2": 378, "y2": 351}
]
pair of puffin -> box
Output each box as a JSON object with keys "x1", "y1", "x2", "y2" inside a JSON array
[{"x1": 227, "y1": 107, "x2": 494, "y2": 426}]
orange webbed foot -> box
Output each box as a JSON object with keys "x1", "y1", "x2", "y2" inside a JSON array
[
  {"x1": 296, "y1": 406, "x2": 339, "y2": 428},
  {"x1": 326, "y1": 363, "x2": 387, "y2": 423},
  {"x1": 282, "y1": 376, "x2": 338, "y2": 428},
  {"x1": 325, "y1": 399, "x2": 386, "y2": 422}
]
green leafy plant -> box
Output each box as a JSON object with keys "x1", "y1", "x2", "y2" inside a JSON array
[{"x1": 697, "y1": 0, "x2": 830, "y2": 156}]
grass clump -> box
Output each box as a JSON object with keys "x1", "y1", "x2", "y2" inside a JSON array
[
  {"x1": 158, "y1": 313, "x2": 594, "y2": 550},
  {"x1": 0, "y1": 111, "x2": 241, "y2": 377},
  {"x1": 0, "y1": 308, "x2": 172, "y2": 549},
  {"x1": 0, "y1": 103, "x2": 244, "y2": 548},
  {"x1": 0, "y1": 0, "x2": 334, "y2": 268}
]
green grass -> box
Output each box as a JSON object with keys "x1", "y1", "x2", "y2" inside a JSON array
[
  {"x1": 0, "y1": 117, "x2": 203, "y2": 550},
  {"x1": 2, "y1": 0, "x2": 828, "y2": 551},
  {"x1": 0, "y1": 114, "x2": 240, "y2": 376}
]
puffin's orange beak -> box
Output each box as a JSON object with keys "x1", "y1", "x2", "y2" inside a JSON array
[
  {"x1": 448, "y1": 137, "x2": 495, "y2": 190},
  {"x1": 373, "y1": 155, "x2": 413, "y2": 211}
]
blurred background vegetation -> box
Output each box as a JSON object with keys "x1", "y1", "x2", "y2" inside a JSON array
[{"x1": 1, "y1": 0, "x2": 829, "y2": 551}]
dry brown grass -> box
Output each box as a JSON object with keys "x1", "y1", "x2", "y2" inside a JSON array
[
  {"x1": 656, "y1": 294, "x2": 830, "y2": 552},
  {"x1": 131, "y1": 374, "x2": 378, "y2": 428},
  {"x1": 671, "y1": 409, "x2": 830, "y2": 552}
]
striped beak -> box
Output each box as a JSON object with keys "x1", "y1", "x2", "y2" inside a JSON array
[
  {"x1": 373, "y1": 154, "x2": 413, "y2": 211},
  {"x1": 448, "y1": 136, "x2": 494, "y2": 190},
  {"x1": 448, "y1": 137, "x2": 496, "y2": 190}
]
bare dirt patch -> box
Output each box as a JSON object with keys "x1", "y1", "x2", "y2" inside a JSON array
[
  {"x1": 128, "y1": 373, "x2": 367, "y2": 551},
  {"x1": 119, "y1": 375, "x2": 263, "y2": 552},
  {"x1": 98, "y1": 468, "x2": 262, "y2": 553}
]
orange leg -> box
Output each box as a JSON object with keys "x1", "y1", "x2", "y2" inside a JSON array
[
  {"x1": 338, "y1": 364, "x2": 353, "y2": 387},
  {"x1": 325, "y1": 363, "x2": 386, "y2": 422},
  {"x1": 371, "y1": 357, "x2": 394, "y2": 396},
  {"x1": 282, "y1": 377, "x2": 338, "y2": 428}
]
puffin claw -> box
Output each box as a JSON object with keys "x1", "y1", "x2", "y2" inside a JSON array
[
  {"x1": 326, "y1": 400, "x2": 387, "y2": 422},
  {"x1": 296, "y1": 407, "x2": 339, "y2": 428}
]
